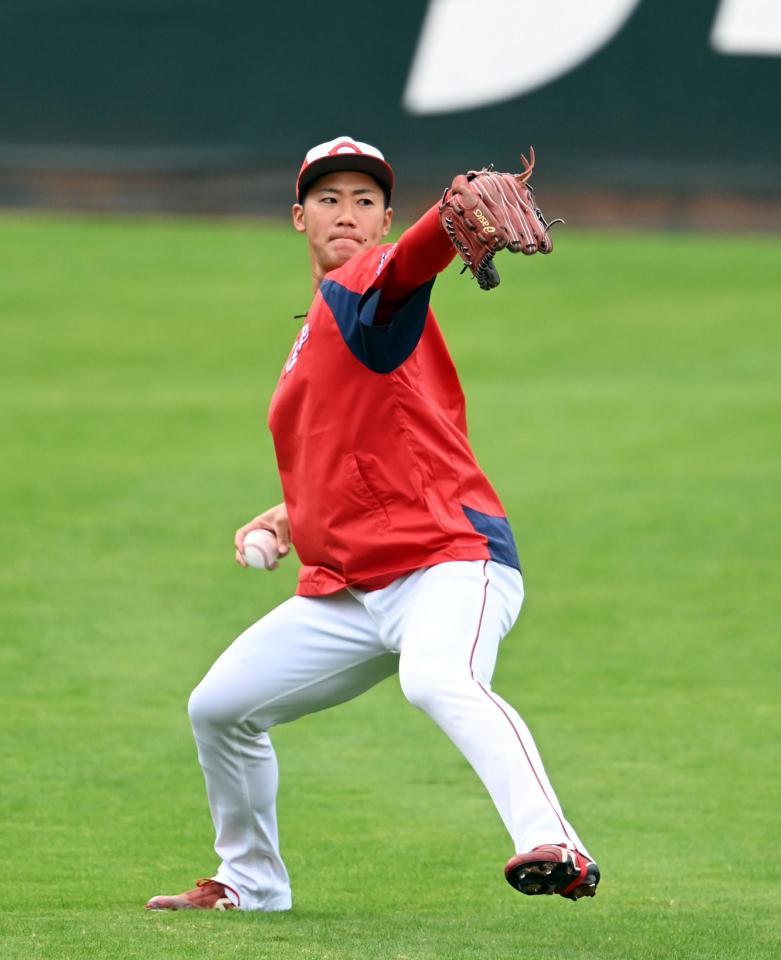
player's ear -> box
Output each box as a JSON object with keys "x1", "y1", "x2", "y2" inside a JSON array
[
  {"x1": 382, "y1": 206, "x2": 393, "y2": 236},
  {"x1": 291, "y1": 203, "x2": 306, "y2": 233}
]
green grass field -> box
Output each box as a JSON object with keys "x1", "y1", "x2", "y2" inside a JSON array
[{"x1": 1, "y1": 213, "x2": 779, "y2": 960}]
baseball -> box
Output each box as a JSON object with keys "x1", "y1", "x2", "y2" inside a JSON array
[{"x1": 242, "y1": 529, "x2": 280, "y2": 571}]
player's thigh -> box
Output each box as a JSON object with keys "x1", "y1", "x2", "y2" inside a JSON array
[
  {"x1": 396, "y1": 561, "x2": 523, "y2": 703},
  {"x1": 188, "y1": 592, "x2": 396, "y2": 732}
]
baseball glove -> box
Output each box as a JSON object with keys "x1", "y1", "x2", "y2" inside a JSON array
[{"x1": 438, "y1": 148, "x2": 561, "y2": 291}]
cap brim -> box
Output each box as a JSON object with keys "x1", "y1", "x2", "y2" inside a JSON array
[{"x1": 297, "y1": 155, "x2": 394, "y2": 203}]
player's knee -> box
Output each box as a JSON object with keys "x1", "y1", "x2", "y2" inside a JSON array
[
  {"x1": 188, "y1": 681, "x2": 239, "y2": 733},
  {"x1": 399, "y1": 658, "x2": 461, "y2": 716}
]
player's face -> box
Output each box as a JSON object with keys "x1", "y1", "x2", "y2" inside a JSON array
[{"x1": 292, "y1": 171, "x2": 393, "y2": 284}]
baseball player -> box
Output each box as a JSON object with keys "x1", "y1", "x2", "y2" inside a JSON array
[{"x1": 146, "y1": 136, "x2": 599, "y2": 912}]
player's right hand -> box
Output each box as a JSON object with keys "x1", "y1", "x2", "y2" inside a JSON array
[{"x1": 234, "y1": 503, "x2": 291, "y2": 567}]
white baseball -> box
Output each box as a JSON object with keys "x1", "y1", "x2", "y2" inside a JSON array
[{"x1": 242, "y1": 529, "x2": 280, "y2": 571}]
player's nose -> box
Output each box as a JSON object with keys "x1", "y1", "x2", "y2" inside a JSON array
[{"x1": 335, "y1": 203, "x2": 357, "y2": 225}]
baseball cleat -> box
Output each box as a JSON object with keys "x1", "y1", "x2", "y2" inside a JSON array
[
  {"x1": 145, "y1": 877, "x2": 238, "y2": 911},
  {"x1": 504, "y1": 844, "x2": 600, "y2": 901}
]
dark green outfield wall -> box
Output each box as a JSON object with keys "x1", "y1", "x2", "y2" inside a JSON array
[{"x1": 1, "y1": 0, "x2": 779, "y2": 192}]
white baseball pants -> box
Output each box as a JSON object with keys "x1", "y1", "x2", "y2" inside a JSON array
[{"x1": 187, "y1": 560, "x2": 590, "y2": 910}]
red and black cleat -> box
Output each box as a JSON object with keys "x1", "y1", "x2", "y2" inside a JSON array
[{"x1": 504, "y1": 844, "x2": 600, "y2": 901}]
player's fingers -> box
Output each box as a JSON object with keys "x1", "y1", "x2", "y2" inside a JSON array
[
  {"x1": 274, "y1": 521, "x2": 291, "y2": 556},
  {"x1": 235, "y1": 523, "x2": 257, "y2": 559},
  {"x1": 235, "y1": 517, "x2": 270, "y2": 549}
]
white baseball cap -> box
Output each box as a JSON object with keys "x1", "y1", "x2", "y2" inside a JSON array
[{"x1": 296, "y1": 135, "x2": 394, "y2": 204}]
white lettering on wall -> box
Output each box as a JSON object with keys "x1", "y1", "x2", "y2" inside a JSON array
[
  {"x1": 403, "y1": 0, "x2": 781, "y2": 115},
  {"x1": 403, "y1": 0, "x2": 643, "y2": 115},
  {"x1": 711, "y1": 0, "x2": 781, "y2": 55}
]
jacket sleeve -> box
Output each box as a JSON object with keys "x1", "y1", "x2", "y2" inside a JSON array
[
  {"x1": 320, "y1": 204, "x2": 457, "y2": 374},
  {"x1": 371, "y1": 204, "x2": 456, "y2": 322}
]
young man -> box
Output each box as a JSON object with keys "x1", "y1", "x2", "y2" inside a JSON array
[{"x1": 146, "y1": 136, "x2": 599, "y2": 912}]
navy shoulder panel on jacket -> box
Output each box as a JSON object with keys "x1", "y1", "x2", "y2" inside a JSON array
[{"x1": 320, "y1": 278, "x2": 435, "y2": 375}]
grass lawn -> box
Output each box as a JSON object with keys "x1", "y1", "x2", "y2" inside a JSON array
[{"x1": 0, "y1": 213, "x2": 779, "y2": 959}]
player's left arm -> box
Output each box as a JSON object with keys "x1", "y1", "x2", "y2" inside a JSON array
[
  {"x1": 322, "y1": 202, "x2": 457, "y2": 374},
  {"x1": 370, "y1": 204, "x2": 456, "y2": 323}
]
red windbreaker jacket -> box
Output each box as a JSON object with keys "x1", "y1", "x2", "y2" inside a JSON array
[{"x1": 267, "y1": 205, "x2": 521, "y2": 596}]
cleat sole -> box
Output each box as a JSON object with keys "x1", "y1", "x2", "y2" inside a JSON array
[{"x1": 505, "y1": 850, "x2": 600, "y2": 901}]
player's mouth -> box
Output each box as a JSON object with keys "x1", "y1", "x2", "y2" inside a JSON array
[{"x1": 330, "y1": 233, "x2": 365, "y2": 245}]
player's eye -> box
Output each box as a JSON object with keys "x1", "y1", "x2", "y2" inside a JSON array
[{"x1": 357, "y1": 198, "x2": 375, "y2": 206}]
